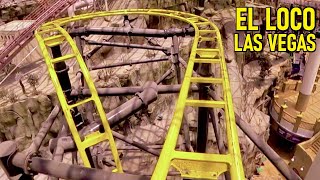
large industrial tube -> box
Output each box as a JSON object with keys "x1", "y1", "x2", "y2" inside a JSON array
[
  {"x1": 295, "y1": 34, "x2": 320, "y2": 112},
  {"x1": 82, "y1": 81, "x2": 158, "y2": 135},
  {"x1": 70, "y1": 27, "x2": 195, "y2": 38},
  {"x1": 50, "y1": 81, "x2": 159, "y2": 152},
  {"x1": 11, "y1": 155, "x2": 147, "y2": 180},
  {"x1": 108, "y1": 81, "x2": 157, "y2": 126},
  {"x1": 51, "y1": 137, "x2": 77, "y2": 160},
  {"x1": 0, "y1": 140, "x2": 147, "y2": 180},
  {"x1": 1, "y1": 140, "x2": 148, "y2": 180},
  {"x1": 29, "y1": 157, "x2": 148, "y2": 180}
]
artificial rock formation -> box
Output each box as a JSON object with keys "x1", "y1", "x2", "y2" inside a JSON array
[{"x1": 0, "y1": 94, "x2": 59, "y2": 150}]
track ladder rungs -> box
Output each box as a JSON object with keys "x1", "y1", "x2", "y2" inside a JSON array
[
  {"x1": 68, "y1": 97, "x2": 94, "y2": 110},
  {"x1": 198, "y1": 30, "x2": 217, "y2": 42},
  {"x1": 197, "y1": 48, "x2": 220, "y2": 52},
  {"x1": 190, "y1": 77, "x2": 223, "y2": 84},
  {"x1": 199, "y1": 36, "x2": 216, "y2": 42},
  {"x1": 187, "y1": 17, "x2": 200, "y2": 22},
  {"x1": 38, "y1": 28, "x2": 60, "y2": 35},
  {"x1": 199, "y1": 30, "x2": 217, "y2": 34},
  {"x1": 44, "y1": 34, "x2": 64, "y2": 41},
  {"x1": 194, "y1": 58, "x2": 220, "y2": 64},
  {"x1": 172, "y1": 151, "x2": 231, "y2": 163},
  {"x1": 185, "y1": 99, "x2": 225, "y2": 108},
  {"x1": 44, "y1": 34, "x2": 65, "y2": 47},
  {"x1": 194, "y1": 21, "x2": 211, "y2": 26},
  {"x1": 51, "y1": 54, "x2": 76, "y2": 63},
  {"x1": 171, "y1": 151, "x2": 232, "y2": 179},
  {"x1": 81, "y1": 131, "x2": 109, "y2": 149},
  {"x1": 196, "y1": 48, "x2": 220, "y2": 59}
]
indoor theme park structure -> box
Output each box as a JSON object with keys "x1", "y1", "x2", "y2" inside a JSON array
[{"x1": 0, "y1": 0, "x2": 319, "y2": 180}]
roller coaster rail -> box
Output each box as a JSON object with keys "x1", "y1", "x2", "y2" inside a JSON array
[
  {"x1": 0, "y1": 0, "x2": 76, "y2": 72},
  {"x1": 11, "y1": 8, "x2": 314, "y2": 180},
  {"x1": 33, "y1": 9, "x2": 245, "y2": 180}
]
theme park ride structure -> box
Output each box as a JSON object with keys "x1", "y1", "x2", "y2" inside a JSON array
[{"x1": 0, "y1": 9, "x2": 301, "y2": 180}]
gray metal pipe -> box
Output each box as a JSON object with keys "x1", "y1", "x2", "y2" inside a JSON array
[
  {"x1": 3, "y1": 141, "x2": 145, "y2": 180},
  {"x1": 112, "y1": 131, "x2": 160, "y2": 156},
  {"x1": 50, "y1": 136, "x2": 77, "y2": 160},
  {"x1": 208, "y1": 109, "x2": 225, "y2": 154},
  {"x1": 90, "y1": 57, "x2": 169, "y2": 70},
  {"x1": 50, "y1": 82, "x2": 159, "y2": 152},
  {"x1": 29, "y1": 157, "x2": 148, "y2": 180},
  {"x1": 182, "y1": 116, "x2": 193, "y2": 152},
  {"x1": 172, "y1": 35, "x2": 181, "y2": 84},
  {"x1": 70, "y1": 27, "x2": 195, "y2": 38},
  {"x1": 178, "y1": 57, "x2": 199, "y2": 77},
  {"x1": 86, "y1": 40, "x2": 170, "y2": 53},
  {"x1": 49, "y1": 131, "x2": 161, "y2": 158},
  {"x1": 27, "y1": 105, "x2": 60, "y2": 153},
  {"x1": 156, "y1": 66, "x2": 175, "y2": 84},
  {"x1": 83, "y1": 82, "x2": 158, "y2": 136},
  {"x1": 235, "y1": 114, "x2": 301, "y2": 180},
  {"x1": 207, "y1": 90, "x2": 300, "y2": 179},
  {"x1": 108, "y1": 81, "x2": 157, "y2": 127},
  {"x1": 85, "y1": 36, "x2": 114, "y2": 59},
  {"x1": 71, "y1": 84, "x2": 199, "y2": 97},
  {"x1": 207, "y1": 90, "x2": 224, "y2": 154},
  {"x1": 50, "y1": 135, "x2": 77, "y2": 180}
]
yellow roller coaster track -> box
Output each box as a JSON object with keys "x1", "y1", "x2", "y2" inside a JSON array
[{"x1": 35, "y1": 9, "x2": 245, "y2": 180}]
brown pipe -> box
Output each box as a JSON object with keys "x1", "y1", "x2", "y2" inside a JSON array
[
  {"x1": 28, "y1": 157, "x2": 148, "y2": 180},
  {"x1": 90, "y1": 57, "x2": 169, "y2": 70},
  {"x1": 2, "y1": 141, "x2": 146, "y2": 180},
  {"x1": 182, "y1": 116, "x2": 193, "y2": 152},
  {"x1": 86, "y1": 40, "x2": 169, "y2": 53},
  {"x1": 112, "y1": 131, "x2": 160, "y2": 156},
  {"x1": 50, "y1": 137, "x2": 77, "y2": 160},
  {"x1": 172, "y1": 35, "x2": 181, "y2": 84},
  {"x1": 49, "y1": 131, "x2": 161, "y2": 158},
  {"x1": 108, "y1": 81, "x2": 157, "y2": 127},
  {"x1": 27, "y1": 105, "x2": 60, "y2": 153},
  {"x1": 156, "y1": 66, "x2": 175, "y2": 84},
  {"x1": 85, "y1": 36, "x2": 114, "y2": 59},
  {"x1": 50, "y1": 82, "x2": 159, "y2": 152},
  {"x1": 70, "y1": 27, "x2": 195, "y2": 38},
  {"x1": 207, "y1": 90, "x2": 300, "y2": 179},
  {"x1": 71, "y1": 84, "x2": 199, "y2": 96},
  {"x1": 208, "y1": 109, "x2": 225, "y2": 154},
  {"x1": 235, "y1": 113, "x2": 300, "y2": 180},
  {"x1": 50, "y1": 136, "x2": 77, "y2": 180}
]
